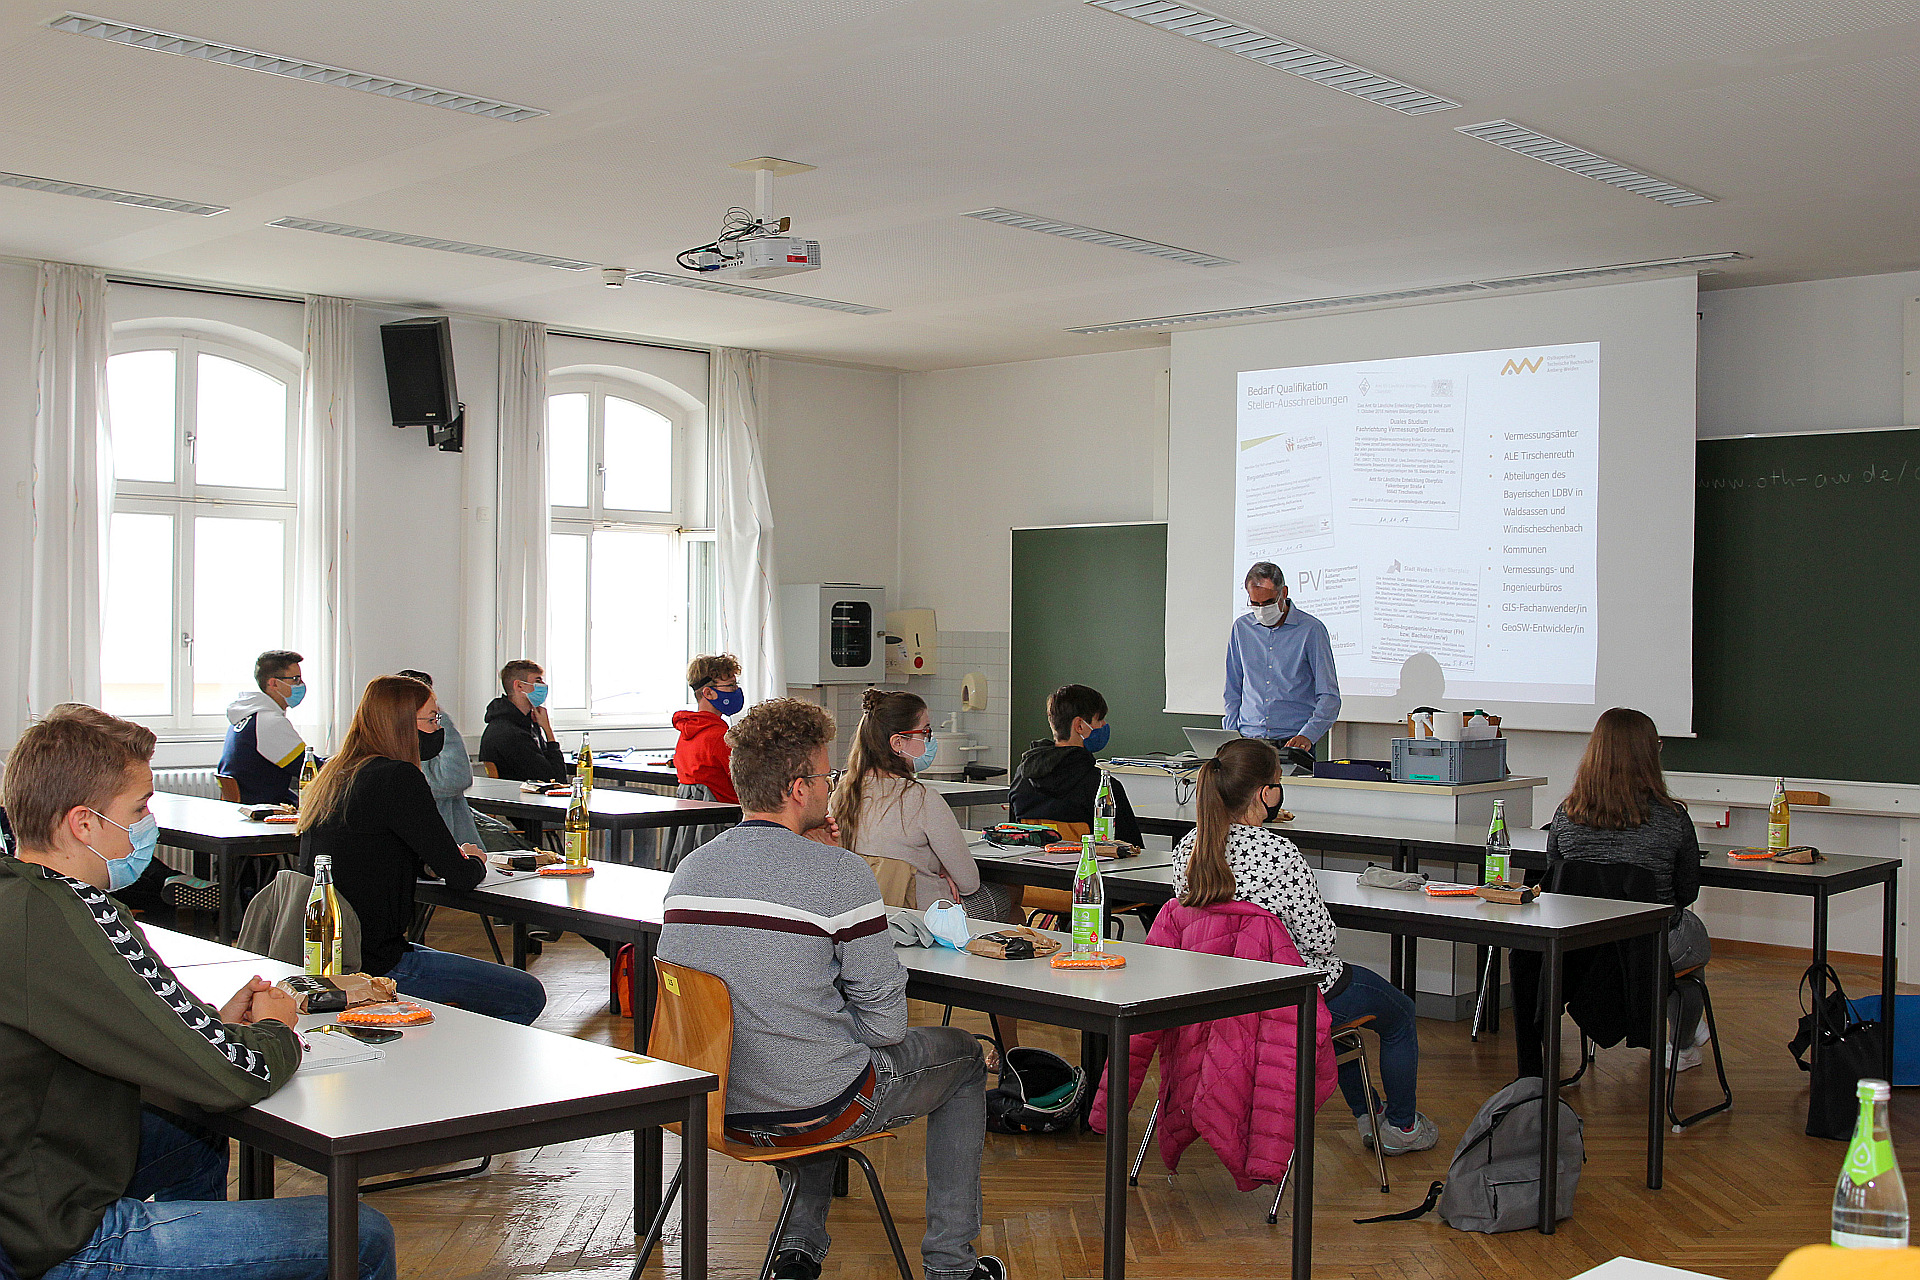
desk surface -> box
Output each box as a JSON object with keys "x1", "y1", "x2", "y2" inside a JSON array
[
  {"x1": 894, "y1": 916, "x2": 1319, "y2": 1020},
  {"x1": 142, "y1": 924, "x2": 265, "y2": 968},
  {"x1": 152, "y1": 792, "x2": 300, "y2": 849},
  {"x1": 1111, "y1": 764, "x2": 1548, "y2": 795},
  {"x1": 169, "y1": 957, "x2": 712, "y2": 1154},
  {"x1": 588, "y1": 755, "x2": 1010, "y2": 809},
  {"x1": 464, "y1": 777, "x2": 740, "y2": 828}
]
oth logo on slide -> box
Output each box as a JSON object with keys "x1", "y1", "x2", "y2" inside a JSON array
[{"x1": 1500, "y1": 357, "x2": 1544, "y2": 375}]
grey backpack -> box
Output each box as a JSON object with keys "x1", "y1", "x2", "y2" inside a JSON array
[
  {"x1": 1358, "y1": 1076, "x2": 1582, "y2": 1233},
  {"x1": 1440, "y1": 1077, "x2": 1583, "y2": 1232}
]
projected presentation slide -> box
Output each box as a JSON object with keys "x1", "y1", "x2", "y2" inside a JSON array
[{"x1": 1233, "y1": 341, "x2": 1599, "y2": 704}]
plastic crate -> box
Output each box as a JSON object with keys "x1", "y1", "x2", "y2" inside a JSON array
[{"x1": 1391, "y1": 737, "x2": 1508, "y2": 785}]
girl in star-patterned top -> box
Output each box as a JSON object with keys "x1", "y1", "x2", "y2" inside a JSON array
[{"x1": 1175, "y1": 738, "x2": 1437, "y2": 1155}]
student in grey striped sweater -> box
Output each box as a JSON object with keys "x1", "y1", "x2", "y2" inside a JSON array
[{"x1": 658, "y1": 699, "x2": 1002, "y2": 1280}]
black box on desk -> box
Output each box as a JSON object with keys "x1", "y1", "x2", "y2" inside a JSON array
[
  {"x1": 1313, "y1": 759, "x2": 1394, "y2": 782},
  {"x1": 1391, "y1": 737, "x2": 1508, "y2": 785}
]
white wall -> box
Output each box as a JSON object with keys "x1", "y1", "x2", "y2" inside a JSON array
[{"x1": 898, "y1": 346, "x2": 1170, "y2": 631}]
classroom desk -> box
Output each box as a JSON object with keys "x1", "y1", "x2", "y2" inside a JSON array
[
  {"x1": 585, "y1": 754, "x2": 1013, "y2": 813},
  {"x1": 895, "y1": 918, "x2": 1323, "y2": 1280},
  {"x1": 1131, "y1": 803, "x2": 1900, "y2": 1080},
  {"x1": 463, "y1": 777, "x2": 740, "y2": 863},
  {"x1": 157, "y1": 955, "x2": 716, "y2": 1280},
  {"x1": 1104, "y1": 863, "x2": 1675, "y2": 1233},
  {"x1": 152, "y1": 791, "x2": 300, "y2": 943},
  {"x1": 141, "y1": 922, "x2": 268, "y2": 968}
]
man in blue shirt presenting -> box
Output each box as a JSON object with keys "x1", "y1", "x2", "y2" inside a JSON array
[{"x1": 1224, "y1": 562, "x2": 1341, "y2": 752}]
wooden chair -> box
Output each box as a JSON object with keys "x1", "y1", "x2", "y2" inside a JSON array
[
  {"x1": 479, "y1": 761, "x2": 500, "y2": 778},
  {"x1": 1126, "y1": 1014, "x2": 1390, "y2": 1222},
  {"x1": 632, "y1": 960, "x2": 915, "y2": 1280},
  {"x1": 217, "y1": 775, "x2": 241, "y2": 803}
]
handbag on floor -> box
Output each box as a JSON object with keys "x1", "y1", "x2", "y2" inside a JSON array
[
  {"x1": 986, "y1": 1047, "x2": 1084, "y2": 1134},
  {"x1": 1789, "y1": 963, "x2": 1886, "y2": 1140}
]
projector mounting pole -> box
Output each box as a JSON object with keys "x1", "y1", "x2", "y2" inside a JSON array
[{"x1": 730, "y1": 155, "x2": 817, "y2": 231}]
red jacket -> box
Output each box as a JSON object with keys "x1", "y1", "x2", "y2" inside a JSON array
[
  {"x1": 1090, "y1": 899, "x2": 1335, "y2": 1191},
  {"x1": 672, "y1": 710, "x2": 737, "y2": 804}
]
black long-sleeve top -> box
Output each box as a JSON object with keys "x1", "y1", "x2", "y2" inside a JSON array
[
  {"x1": 1545, "y1": 794, "x2": 1701, "y2": 910},
  {"x1": 478, "y1": 696, "x2": 567, "y2": 782},
  {"x1": 299, "y1": 757, "x2": 484, "y2": 974}
]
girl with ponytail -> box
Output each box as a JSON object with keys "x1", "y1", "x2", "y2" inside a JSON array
[{"x1": 1174, "y1": 738, "x2": 1437, "y2": 1155}]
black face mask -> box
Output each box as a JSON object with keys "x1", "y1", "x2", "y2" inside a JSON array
[
  {"x1": 1262, "y1": 785, "x2": 1284, "y2": 825},
  {"x1": 418, "y1": 729, "x2": 445, "y2": 761}
]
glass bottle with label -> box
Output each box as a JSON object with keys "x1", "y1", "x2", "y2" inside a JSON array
[
  {"x1": 578, "y1": 732, "x2": 594, "y2": 795},
  {"x1": 1832, "y1": 1078, "x2": 1908, "y2": 1247},
  {"x1": 304, "y1": 854, "x2": 342, "y2": 977},
  {"x1": 297, "y1": 746, "x2": 319, "y2": 803},
  {"x1": 1484, "y1": 799, "x2": 1511, "y2": 886},
  {"x1": 565, "y1": 773, "x2": 590, "y2": 870},
  {"x1": 1769, "y1": 777, "x2": 1791, "y2": 852},
  {"x1": 1093, "y1": 770, "x2": 1116, "y2": 843},
  {"x1": 1072, "y1": 835, "x2": 1105, "y2": 952}
]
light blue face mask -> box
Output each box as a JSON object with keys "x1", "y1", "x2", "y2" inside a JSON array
[
  {"x1": 923, "y1": 899, "x2": 971, "y2": 950},
  {"x1": 525, "y1": 681, "x2": 549, "y2": 708},
  {"x1": 284, "y1": 681, "x2": 306, "y2": 708},
  {"x1": 897, "y1": 731, "x2": 937, "y2": 772},
  {"x1": 87, "y1": 809, "x2": 159, "y2": 893},
  {"x1": 1082, "y1": 722, "x2": 1111, "y2": 754}
]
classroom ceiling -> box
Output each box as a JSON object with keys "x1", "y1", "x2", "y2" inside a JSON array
[{"x1": 2, "y1": 0, "x2": 1918, "y2": 371}]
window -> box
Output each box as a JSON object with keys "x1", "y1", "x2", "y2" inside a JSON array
[
  {"x1": 101, "y1": 335, "x2": 298, "y2": 730},
  {"x1": 545, "y1": 376, "x2": 712, "y2": 724}
]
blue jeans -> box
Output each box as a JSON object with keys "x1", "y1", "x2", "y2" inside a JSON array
[
  {"x1": 44, "y1": 1110, "x2": 395, "y2": 1280},
  {"x1": 1322, "y1": 963, "x2": 1421, "y2": 1129},
  {"x1": 385, "y1": 943, "x2": 547, "y2": 1024},
  {"x1": 737, "y1": 1027, "x2": 988, "y2": 1280}
]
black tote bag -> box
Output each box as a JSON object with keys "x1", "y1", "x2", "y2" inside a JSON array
[{"x1": 1788, "y1": 963, "x2": 1885, "y2": 1140}]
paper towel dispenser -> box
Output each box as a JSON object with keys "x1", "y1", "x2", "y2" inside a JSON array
[
  {"x1": 885, "y1": 609, "x2": 937, "y2": 677},
  {"x1": 782, "y1": 584, "x2": 887, "y2": 684}
]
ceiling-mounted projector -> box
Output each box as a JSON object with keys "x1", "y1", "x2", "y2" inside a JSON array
[{"x1": 677, "y1": 157, "x2": 822, "y2": 280}]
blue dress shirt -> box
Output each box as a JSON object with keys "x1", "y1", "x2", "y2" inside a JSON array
[{"x1": 1223, "y1": 604, "x2": 1342, "y2": 743}]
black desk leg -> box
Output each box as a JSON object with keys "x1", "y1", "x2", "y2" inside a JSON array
[
  {"x1": 1884, "y1": 869, "x2": 1899, "y2": 1084},
  {"x1": 328, "y1": 1154, "x2": 359, "y2": 1280},
  {"x1": 217, "y1": 849, "x2": 237, "y2": 943},
  {"x1": 682, "y1": 1093, "x2": 707, "y2": 1280},
  {"x1": 1103, "y1": 1016, "x2": 1129, "y2": 1280},
  {"x1": 237, "y1": 1143, "x2": 273, "y2": 1199},
  {"x1": 1647, "y1": 925, "x2": 1667, "y2": 1189},
  {"x1": 1080, "y1": 1031, "x2": 1108, "y2": 1125},
  {"x1": 1811, "y1": 888, "x2": 1830, "y2": 1085},
  {"x1": 513, "y1": 922, "x2": 529, "y2": 971},
  {"x1": 1538, "y1": 942, "x2": 1562, "y2": 1234},
  {"x1": 1291, "y1": 983, "x2": 1317, "y2": 1280}
]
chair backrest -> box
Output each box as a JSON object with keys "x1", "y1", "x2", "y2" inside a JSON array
[
  {"x1": 1549, "y1": 858, "x2": 1662, "y2": 904},
  {"x1": 647, "y1": 959, "x2": 736, "y2": 1153},
  {"x1": 860, "y1": 854, "x2": 919, "y2": 910},
  {"x1": 1034, "y1": 819, "x2": 1091, "y2": 841},
  {"x1": 218, "y1": 775, "x2": 241, "y2": 803},
  {"x1": 479, "y1": 761, "x2": 500, "y2": 779}
]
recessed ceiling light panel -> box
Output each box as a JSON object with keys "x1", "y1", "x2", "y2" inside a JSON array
[
  {"x1": 0, "y1": 169, "x2": 225, "y2": 215},
  {"x1": 1084, "y1": 0, "x2": 1457, "y2": 114},
  {"x1": 269, "y1": 217, "x2": 594, "y2": 269},
  {"x1": 1067, "y1": 252, "x2": 1745, "y2": 333},
  {"x1": 626, "y1": 271, "x2": 887, "y2": 315},
  {"x1": 48, "y1": 12, "x2": 546, "y2": 121},
  {"x1": 1457, "y1": 120, "x2": 1714, "y2": 208},
  {"x1": 963, "y1": 208, "x2": 1235, "y2": 267}
]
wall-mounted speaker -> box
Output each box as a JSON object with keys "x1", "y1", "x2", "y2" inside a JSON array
[{"x1": 380, "y1": 315, "x2": 458, "y2": 416}]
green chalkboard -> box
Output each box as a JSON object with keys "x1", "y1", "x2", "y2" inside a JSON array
[
  {"x1": 1662, "y1": 428, "x2": 1920, "y2": 783},
  {"x1": 1009, "y1": 523, "x2": 1216, "y2": 758}
]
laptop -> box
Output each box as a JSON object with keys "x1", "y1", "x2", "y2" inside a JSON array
[{"x1": 1182, "y1": 727, "x2": 1243, "y2": 758}]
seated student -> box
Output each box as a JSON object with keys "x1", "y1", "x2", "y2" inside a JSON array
[
  {"x1": 396, "y1": 669, "x2": 484, "y2": 849},
  {"x1": 1523, "y1": 706, "x2": 1712, "y2": 1072},
  {"x1": 479, "y1": 659, "x2": 566, "y2": 782},
  {"x1": 1175, "y1": 738, "x2": 1437, "y2": 1154},
  {"x1": 659, "y1": 700, "x2": 1003, "y2": 1280},
  {"x1": 300, "y1": 675, "x2": 546, "y2": 1025},
  {"x1": 1, "y1": 710, "x2": 395, "y2": 1280},
  {"x1": 218, "y1": 649, "x2": 309, "y2": 804},
  {"x1": 673, "y1": 653, "x2": 742, "y2": 804},
  {"x1": 1009, "y1": 683, "x2": 1144, "y2": 846}
]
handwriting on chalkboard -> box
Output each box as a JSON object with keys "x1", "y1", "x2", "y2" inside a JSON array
[{"x1": 1698, "y1": 460, "x2": 1913, "y2": 491}]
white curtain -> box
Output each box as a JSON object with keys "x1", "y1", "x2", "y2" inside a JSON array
[
  {"x1": 27, "y1": 263, "x2": 113, "y2": 720},
  {"x1": 294, "y1": 296, "x2": 357, "y2": 749},
  {"x1": 495, "y1": 320, "x2": 548, "y2": 668},
  {"x1": 711, "y1": 348, "x2": 785, "y2": 704}
]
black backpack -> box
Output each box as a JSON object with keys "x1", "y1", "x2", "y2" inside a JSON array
[{"x1": 986, "y1": 1047, "x2": 1085, "y2": 1134}]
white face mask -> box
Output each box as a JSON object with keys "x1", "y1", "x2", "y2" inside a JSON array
[{"x1": 1253, "y1": 600, "x2": 1283, "y2": 627}]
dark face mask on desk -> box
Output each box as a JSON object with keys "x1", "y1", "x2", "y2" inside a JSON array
[{"x1": 418, "y1": 729, "x2": 445, "y2": 761}]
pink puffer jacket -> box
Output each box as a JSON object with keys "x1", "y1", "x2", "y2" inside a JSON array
[{"x1": 1089, "y1": 899, "x2": 1335, "y2": 1191}]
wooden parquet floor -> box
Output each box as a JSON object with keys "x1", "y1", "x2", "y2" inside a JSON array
[{"x1": 236, "y1": 914, "x2": 1918, "y2": 1280}]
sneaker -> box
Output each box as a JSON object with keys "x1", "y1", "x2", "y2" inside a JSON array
[
  {"x1": 1375, "y1": 1113, "x2": 1439, "y2": 1155},
  {"x1": 970, "y1": 1258, "x2": 1009, "y2": 1280},
  {"x1": 1667, "y1": 1042, "x2": 1704, "y2": 1073},
  {"x1": 1355, "y1": 1104, "x2": 1384, "y2": 1151},
  {"x1": 770, "y1": 1251, "x2": 820, "y2": 1280}
]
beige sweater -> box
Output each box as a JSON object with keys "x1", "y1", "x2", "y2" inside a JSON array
[{"x1": 845, "y1": 775, "x2": 981, "y2": 909}]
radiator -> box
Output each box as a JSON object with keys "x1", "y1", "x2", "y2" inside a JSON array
[{"x1": 153, "y1": 767, "x2": 223, "y2": 874}]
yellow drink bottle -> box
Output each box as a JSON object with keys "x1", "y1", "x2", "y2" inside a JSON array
[
  {"x1": 565, "y1": 773, "x2": 590, "y2": 869},
  {"x1": 1769, "y1": 777, "x2": 1791, "y2": 851},
  {"x1": 304, "y1": 854, "x2": 342, "y2": 976}
]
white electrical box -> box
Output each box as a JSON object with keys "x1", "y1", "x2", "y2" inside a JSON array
[
  {"x1": 782, "y1": 584, "x2": 887, "y2": 684},
  {"x1": 885, "y1": 609, "x2": 937, "y2": 678}
]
